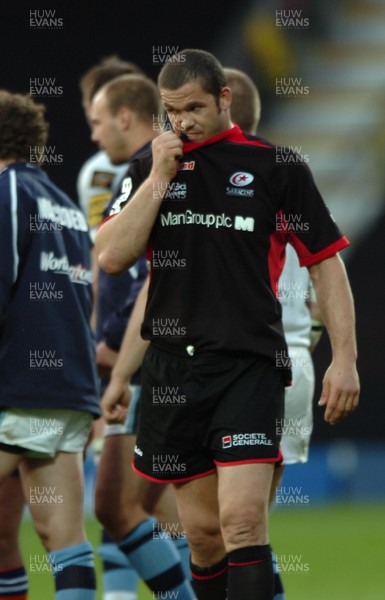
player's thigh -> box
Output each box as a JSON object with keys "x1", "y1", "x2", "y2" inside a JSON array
[
  {"x1": 148, "y1": 483, "x2": 179, "y2": 528},
  {"x1": 0, "y1": 473, "x2": 25, "y2": 568},
  {"x1": 19, "y1": 451, "x2": 86, "y2": 550},
  {"x1": 174, "y1": 473, "x2": 221, "y2": 539},
  {"x1": 269, "y1": 464, "x2": 284, "y2": 506},
  {"x1": 174, "y1": 473, "x2": 225, "y2": 564},
  {"x1": 217, "y1": 462, "x2": 274, "y2": 544},
  {"x1": 0, "y1": 472, "x2": 25, "y2": 542},
  {"x1": 0, "y1": 450, "x2": 21, "y2": 483}
]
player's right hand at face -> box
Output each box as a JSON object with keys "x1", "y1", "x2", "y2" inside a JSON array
[
  {"x1": 151, "y1": 131, "x2": 183, "y2": 183},
  {"x1": 100, "y1": 378, "x2": 131, "y2": 424}
]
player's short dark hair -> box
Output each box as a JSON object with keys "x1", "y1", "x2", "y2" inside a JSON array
[
  {"x1": 0, "y1": 90, "x2": 49, "y2": 161},
  {"x1": 224, "y1": 68, "x2": 261, "y2": 134},
  {"x1": 101, "y1": 74, "x2": 160, "y2": 124},
  {"x1": 158, "y1": 49, "x2": 227, "y2": 100},
  {"x1": 79, "y1": 55, "x2": 143, "y2": 104}
]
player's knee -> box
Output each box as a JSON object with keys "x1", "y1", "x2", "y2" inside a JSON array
[
  {"x1": 95, "y1": 492, "x2": 143, "y2": 540},
  {"x1": 184, "y1": 520, "x2": 223, "y2": 562},
  {"x1": 220, "y1": 504, "x2": 266, "y2": 549}
]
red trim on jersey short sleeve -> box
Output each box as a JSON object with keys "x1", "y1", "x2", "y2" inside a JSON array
[{"x1": 290, "y1": 234, "x2": 350, "y2": 267}]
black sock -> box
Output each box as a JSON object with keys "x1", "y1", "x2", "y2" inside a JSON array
[
  {"x1": 227, "y1": 545, "x2": 273, "y2": 600},
  {"x1": 191, "y1": 556, "x2": 228, "y2": 600}
]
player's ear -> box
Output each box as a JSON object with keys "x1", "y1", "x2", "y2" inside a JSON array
[
  {"x1": 117, "y1": 106, "x2": 132, "y2": 130},
  {"x1": 219, "y1": 87, "x2": 232, "y2": 112}
]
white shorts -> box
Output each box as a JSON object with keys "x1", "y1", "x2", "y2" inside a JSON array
[
  {"x1": 0, "y1": 408, "x2": 93, "y2": 458},
  {"x1": 279, "y1": 346, "x2": 314, "y2": 465},
  {"x1": 104, "y1": 384, "x2": 141, "y2": 437}
]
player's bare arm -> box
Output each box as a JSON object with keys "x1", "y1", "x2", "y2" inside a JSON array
[
  {"x1": 96, "y1": 132, "x2": 183, "y2": 274},
  {"x1": 308, "y1": 254, "x2": 360, "y2": 424},
  {"x1": 95, "y1": 340, "x2": 118, "y2": 377},
  {"x1": 100, "y1": 276, "x2": 150, "y2": 423}
]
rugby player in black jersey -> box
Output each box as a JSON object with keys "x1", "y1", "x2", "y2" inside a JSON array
[{"x1": 96, "y1": 49, "x2": 359, "y2": 600}]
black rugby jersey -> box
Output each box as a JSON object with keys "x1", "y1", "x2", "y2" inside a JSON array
[{"x1": 105, "y1": 125, "x2": 348, "y2": 360}]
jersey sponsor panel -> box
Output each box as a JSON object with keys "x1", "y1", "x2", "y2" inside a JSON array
[
  {"x1": 160, "y1": 209, "x2": 255, "y2": 232},
  {"x1": 39, "y1": 251, "x2": 93, "y2": 285},
  {"x1": 87, "y1": 192, "x2": 112, "y2": 228},
  {"x1": 36, "y1": 197, "x2": 87, "y2": 231},
  {"x1": 90, "y1": 170, "x2": 116, "y2": 188}
]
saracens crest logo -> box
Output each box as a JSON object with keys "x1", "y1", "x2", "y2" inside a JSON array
[
  {"x1": 226, "y1": 172, "x2": 255, "y2": 197},
  {"x1": 229, "y1": 172, "x2": 254, "y2": 187}
]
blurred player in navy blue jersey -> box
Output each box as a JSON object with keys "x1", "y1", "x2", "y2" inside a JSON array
[
  {"x1": 97, "y1": 49, "x2": 359, "y2": 600},
  {"x1": 78, "y1": 57, "x2": 145, "y2": 600},
  {"x1": 0, "y1": 90, "x2": 100, "y2": 600}
]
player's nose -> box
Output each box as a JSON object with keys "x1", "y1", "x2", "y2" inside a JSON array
[{"x1": 178, "y1": 114, "x2": 193, "y2": 132}]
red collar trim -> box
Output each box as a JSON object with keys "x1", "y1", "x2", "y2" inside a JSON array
[{"x1": 182, "y1": 124, "x2": 272, "y2": 152}]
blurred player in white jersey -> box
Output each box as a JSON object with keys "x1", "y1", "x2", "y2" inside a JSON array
[{"x1": 78, "y1": 55, "x2": 143, "y2": 242}]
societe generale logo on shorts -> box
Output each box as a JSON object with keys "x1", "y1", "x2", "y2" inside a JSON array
[
  {"x1": 229, "y1": 172, "x2": 254, "y2": 187},
  {"x1": 222, "y1": 433, "x2": 274, "y2": 447},
  {"x1": 222, "y1": 435, "x2": 232, "y2": 448}
]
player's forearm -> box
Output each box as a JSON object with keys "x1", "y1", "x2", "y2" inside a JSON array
[
  {"x1": 110, "y1": 277, "x2": 150, "y2": 383},
  {"x1": 309, "y1": 254, "x2": 357, "y2": 362},
  {"x1": 96, "y1": 177, "x2": 166, "y2": 274}
]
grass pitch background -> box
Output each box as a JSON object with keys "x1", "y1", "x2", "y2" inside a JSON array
[{"x1": 21, "y1": 503, "x2": 384, "y2": 599}]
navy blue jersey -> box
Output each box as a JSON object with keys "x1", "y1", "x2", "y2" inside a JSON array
[
  {"x1": 105, "y1": 126, "x2": 348, "y2": 361},
  {"x1": 96, "y1": 144, "x2": 151, "y2": 384},
  {"x1": 0, "y1": 162, "x2": 100, "y2": 415},
  {"x1": 96, "y1": 256, "x2": 148, "y2": 351}
]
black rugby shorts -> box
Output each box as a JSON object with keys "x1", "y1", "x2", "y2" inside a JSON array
[{"x1": 132, "y1": 343, "x2": 285, "y2": 483}]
